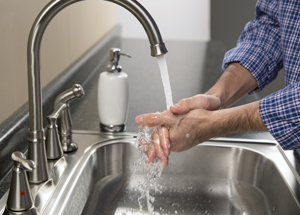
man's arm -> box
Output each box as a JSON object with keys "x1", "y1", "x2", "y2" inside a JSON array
[
  {"x1": 170, "y1": 62, "x2": 258, "y2": 114},
  {"x1": 206, "y1": 63, "x2": 258, "y2": 108},
  {"x1": 136, "y1": 100, "x2": 267, "y2": 154}
]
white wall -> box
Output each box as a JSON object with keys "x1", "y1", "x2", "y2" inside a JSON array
[{"x1": 116, "y1": 0, "x2": 210, "y2": 41}]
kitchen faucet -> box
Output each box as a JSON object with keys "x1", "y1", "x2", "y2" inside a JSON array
[{"x1": 26, "y1": 0, "x2": 168, "y2": 183}]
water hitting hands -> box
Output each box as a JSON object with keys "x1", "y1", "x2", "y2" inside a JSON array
[
  {"x1": 135, "y1": 94, "x2": 222, "y2": 166},
  {"x1": 136, "y1": 125, "x2": 170, "y2": 167}
]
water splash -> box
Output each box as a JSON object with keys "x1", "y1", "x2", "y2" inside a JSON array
[{"x1": 132, "y1": 126, "x2": 164, "y2": 215}]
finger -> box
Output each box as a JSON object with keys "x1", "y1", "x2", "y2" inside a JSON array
[
  {"x1": 159, "y1": 126, "x2": 170, "y2": 157},
  {"x1": 147, "y1": 144, "x2": 156, "y2": 164},
  {"x1": 152, "y1": 132, "x2": 168, "y2": 167},
  {"x1": 140, "y1": 138, "x2": 150, "y2": 153},
  {"x1": 170, "y1": 94, "x2": 221, "y2": 114},
  {"x1": 135, "y1": 111, "x2": 175, "y2": 127}
]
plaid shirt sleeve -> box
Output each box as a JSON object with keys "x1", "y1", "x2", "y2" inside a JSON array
[
  {"x1": 260, "y1": 84, "x2": 300, "y2": 150},
  {"x1": 222, "y1": 1, "x2": 300, "y2": 150},
  {"x1": 222, "y1": 1, "x2": 283, "y2": 93}
]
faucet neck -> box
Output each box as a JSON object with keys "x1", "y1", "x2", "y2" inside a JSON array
[
  {"x1": 27, "y1": 0, "x2": 83, "y2": 183},
  {"x1": 105, "y1": 0, "x2": 168, "y2": 56},
  {"x1": 27, "y1": 0, "x2": 83, "y2": 133}
]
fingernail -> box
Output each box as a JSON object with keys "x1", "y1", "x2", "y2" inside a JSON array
[
  {"x1": 136, "y1": 116, "x2": 143, "y2": 125},
  {"x1": 171, "y1": 104, "x2": 182, "y2": 110}
]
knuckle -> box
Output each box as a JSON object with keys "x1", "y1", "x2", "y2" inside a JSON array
[
  {"x1": 179, "y1": 98, "x2": 189, "y2": 108},
  {"x1": 202, "y1": 99, "x2": 210, "y2": 109}
]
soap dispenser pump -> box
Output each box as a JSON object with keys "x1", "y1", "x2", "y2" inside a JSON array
[{"x1": 98, "y1": 48, "x2": 131, "y2": 132}]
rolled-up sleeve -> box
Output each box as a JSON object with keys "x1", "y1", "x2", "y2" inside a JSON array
[
  {"x1": 260, "y1": 84, "x2": 300, "y2": 150},
  {"x1": 222, "y1": 1, "x2": 283, "y2": 93}
]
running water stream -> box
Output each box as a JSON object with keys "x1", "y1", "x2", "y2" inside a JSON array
[
  {"x1": 132, "y1": 54, "x2": 173, "y2": 215},
  {"x1": 156, "y1": 55, "x2": 173, "y2": 109}
]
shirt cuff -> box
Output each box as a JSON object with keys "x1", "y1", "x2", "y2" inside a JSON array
[
  {"x1": 222, "y1": 43, "x2": 271, "y2": 93},
  {"x1": 259, "y1": 85, "x2": 300, "y2": 150}
]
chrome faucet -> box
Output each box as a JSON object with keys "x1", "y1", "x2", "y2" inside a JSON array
[{"x1": 26, "y1": 0, "x2": 168, "y2": 183}]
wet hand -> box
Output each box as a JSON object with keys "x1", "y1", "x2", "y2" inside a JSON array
[
  {"x1": 170, "y1": 94, "x2": 221, "y2": 115},
  {"x1": 135, "y1": 108, "x2": 215, "y2": 166},
  {"x1": 135, "y1": 94, "x2": 220, "y2": 167},
  {"x1": 139, "y1": 125, "x2": 170, "y2": 167}
]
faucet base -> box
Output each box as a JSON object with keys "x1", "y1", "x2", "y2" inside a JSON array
[
  {"x1": 4, "y1": 206, "x2": 37, "y2": 215},
  {"x1": 27, "y1": 130, "x2": 49, "y2": 184},
  {"x1": 62, "y1": 142, "x2": 78, "y2": 153},
  {"x1": 60, "y1": 135, "x2": 78, "y2": 153},
  {"x1": 100, "y1": 123, "x2": 126, "y2": 132}
]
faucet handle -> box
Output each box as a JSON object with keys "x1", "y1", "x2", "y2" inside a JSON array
[
  {"x1": 5, "y1": 152, "x2": 36, "y2": 213},
  {"x1": 46, "y1": 103, "x2": 67, "y2": 159},
  {"x1": 11, "y1": 152, "x2": 36, "y2": 171}
]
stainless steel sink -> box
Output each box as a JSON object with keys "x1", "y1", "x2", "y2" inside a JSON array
[
  {"x1": 39, "y1": 133, "x2": 300, "y2": 215},
  {"x1": 1, "y1": 132, "x2": 300, "y2": 215}
]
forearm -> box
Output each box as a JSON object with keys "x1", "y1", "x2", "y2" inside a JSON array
[
  {"x1": 211, "y1": 100, "x2": 268, "y2": 137},
  {"x1": 206, "y1": 63, "x2": 258, "y2": 109}
]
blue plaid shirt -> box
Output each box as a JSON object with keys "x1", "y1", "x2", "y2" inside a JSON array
[{"x1": 222, "y1": 0, "x2": 300, "y2": 150}]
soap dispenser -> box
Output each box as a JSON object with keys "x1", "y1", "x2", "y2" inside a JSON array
[{"x1": 98, "y1": 48, "x2": 131, "y2": 132}]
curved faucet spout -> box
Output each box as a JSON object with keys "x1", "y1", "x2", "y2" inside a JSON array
[
  {"x1": 27, "y1": 0, "x2": 168, "y2": 183},
  {"x1": 105, "y1": 0, "x2": 168, "y2": 57}
]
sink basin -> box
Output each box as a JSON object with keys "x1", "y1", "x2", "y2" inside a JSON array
[{"x1": 41, "y1": 134, "x2": 300, "y2": 215}]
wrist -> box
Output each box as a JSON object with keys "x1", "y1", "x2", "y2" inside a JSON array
[
  {"x1": 206, "y1": 62, "x2": 258, "y2": 108},
  {"x1": 211, "y1": 101, "x2": 267, "y2": 137}
]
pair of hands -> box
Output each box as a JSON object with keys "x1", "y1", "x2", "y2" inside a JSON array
[{"x1": 135, "y1": 94, "x2": 222, "y2": 167}]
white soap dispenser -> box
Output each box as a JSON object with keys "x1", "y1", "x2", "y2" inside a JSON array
[{"x1": 98, "y1": 48, "x2": 131, "y2": 132}]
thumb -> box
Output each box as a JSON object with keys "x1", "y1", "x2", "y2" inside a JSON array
[{"x1": 170, "y1": 94, "x2": 221, "y2": 114}]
